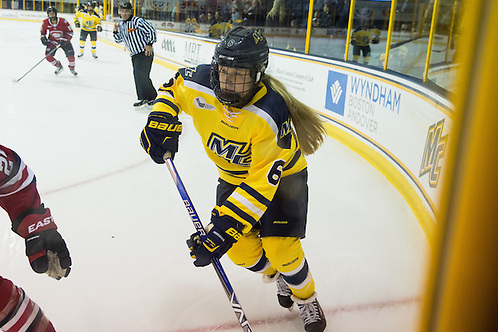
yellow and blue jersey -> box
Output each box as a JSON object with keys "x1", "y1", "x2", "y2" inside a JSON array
[
  {"x1": 352, "y1": 27, "x2": 380, "y2": 46},
  {"x1": 152, "y1": 64, "x2": 306, "y2": 232},
  {"x1": 74, "y1": 10, "x2": 101, "y2": 32}
]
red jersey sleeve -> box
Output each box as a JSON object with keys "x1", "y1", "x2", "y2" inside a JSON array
[
  {"x1": 40, "y1": 19, "x2": 48, "y2": 38},
  {"x1": 61, "y1": 18, "x2": 73, "y2": 42},
  {"x1": 0, "y1": 145, "x2": 41, "y2": 222}
]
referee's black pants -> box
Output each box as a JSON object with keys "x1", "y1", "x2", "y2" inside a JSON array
[{"x1": 131, "y1": 52, "x2": 157, "y2": 101}]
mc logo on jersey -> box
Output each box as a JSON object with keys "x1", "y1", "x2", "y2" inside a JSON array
[
  {"x1": 207, "y1": 133, "x2": 251, "y2": 166},
  {"x1": 325, "y1": 70, "x2": 348, "y2": 116}
]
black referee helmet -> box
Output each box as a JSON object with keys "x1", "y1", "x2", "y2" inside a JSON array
[{"x1": 119, "y1": 2, "x2": 133, "y2": 10}]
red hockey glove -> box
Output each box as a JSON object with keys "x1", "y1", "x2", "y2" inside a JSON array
[
  {"x1": 186, "y1": 210, "x2": 243, "y2": 267},
  {"x1": 140, "y1": 111, "x2": 182, "y2": 163},
  {"x1": 13, "y1": 205, "x2": 72, "y2": 280}
]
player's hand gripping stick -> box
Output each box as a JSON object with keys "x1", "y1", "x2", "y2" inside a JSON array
[{"x1": 163, "y1": 152, "x2": 253, "y2": 332}]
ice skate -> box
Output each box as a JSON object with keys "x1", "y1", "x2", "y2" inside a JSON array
[
  {"x1": 54, "y1": 62, "x2": 63, "y2": 75},
  {"x1": 263, "y1": 272, "x2": 294, "y2": 310},
  {"x1": 70, "y1": 69, "x2": 78, "y2": 76},
  {"x1": 276, "y1": 274, "x2": 294, "y2": 310},
  {"x1": 133, "y1": 100, "x2": 148, "y2": 107},
  {"x1": 292, "y1": 293, "x2": 326, "y2": 332},
  {"x1": 92, "y1": 53, "x2": 98, "y2": 59},
  {"x1": 77, "y1": 53, "x2": 84, "y2": 58}
]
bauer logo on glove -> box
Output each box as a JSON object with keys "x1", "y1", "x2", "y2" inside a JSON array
[
  {"x1": 147, "y1": 120, "x2": 182, "y2": 132},
  {"x1": 186, "y1": 211, "x2": 243, "y2": 267},
  {"x1": 140, "y1": 111, "x2": 182, "y2": 164}
]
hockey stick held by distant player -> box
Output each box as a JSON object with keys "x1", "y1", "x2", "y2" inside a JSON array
[
  {"x1": 163, "y1": 152, "x2": 253, "y2": 332},
  {"x1": 14, "y1": 44, "x2": 61, "y2": 82}
]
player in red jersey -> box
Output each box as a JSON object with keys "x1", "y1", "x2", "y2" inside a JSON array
[
  {"x1": 0, "y1": 144, "x2": 72, "y2": 331},
  {"x1": 40, "y1": 6, "x2": 78, "y2": 76}
]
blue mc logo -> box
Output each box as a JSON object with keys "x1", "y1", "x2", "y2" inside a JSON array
[{"x1": 325, "y1": 71, "x2": 348, "y2": 116}]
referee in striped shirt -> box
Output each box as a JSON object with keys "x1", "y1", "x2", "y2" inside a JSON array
[{"x1": 113, "y1": 2, "x2": 157, "y2": 107}]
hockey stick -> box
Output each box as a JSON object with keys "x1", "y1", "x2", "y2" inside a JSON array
[
  {"x1": 14, "y1": 44, "x2": 61, "y2": 83},
  {"x1": 163, "y1": 153, "x2": 253, "y2": 332}
]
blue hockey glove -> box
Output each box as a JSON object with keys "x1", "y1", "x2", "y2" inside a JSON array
[
  {"x1": 187, "y1": 211, "x2": 243, "y2": 267},
  {"x1": 140, "y1": 111, "x2": 182, "y2": 163}
]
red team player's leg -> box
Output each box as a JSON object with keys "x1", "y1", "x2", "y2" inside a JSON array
[
  {"x1": 0, "y1": 276, "x2": 56, "y2": 332},
  {"x1": 67, "y1": 55, "x2": 76, "y2": 75},
  {"x1": 45, "y1": 51, "x2": 63, "y2": 75}
]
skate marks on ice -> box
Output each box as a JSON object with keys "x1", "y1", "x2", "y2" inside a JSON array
[{"x1": 160, "y1": 296, "x2": 419, "y2": 332}]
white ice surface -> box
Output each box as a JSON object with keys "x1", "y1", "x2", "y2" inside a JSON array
[{"x1": 0, "y1": 19, "x2": 429, "y2": 332}]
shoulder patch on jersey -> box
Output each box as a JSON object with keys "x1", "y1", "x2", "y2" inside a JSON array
[
  {"x1": 193, "y1": 96, "x2": 216, "y2": 111},
  {"x1": 250, "y1": 87, "x2": 292, "y2": 149},
  {"x1": 178, "y1": 64, "x2": 211, "y2": 89}
]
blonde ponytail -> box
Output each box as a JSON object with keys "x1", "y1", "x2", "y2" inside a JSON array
[{"x1": 262, "y1": 74, "x2": 326, "y2": 155}]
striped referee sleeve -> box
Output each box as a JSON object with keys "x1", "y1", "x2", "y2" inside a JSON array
[{"x1": 113, "y1": 16, "x2": 156, "y2": 56}]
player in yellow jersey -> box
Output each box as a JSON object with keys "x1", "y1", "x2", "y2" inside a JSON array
[
  {"x1": 351, "y1": 21, "x2": 381, "y2": 64},
  {"x1": 74, "y1": 2, "x2": 102, "y2": 58},
  {"x1": 92, "y1": 1, "x2": 102, "y2": 17},
  {"x1": 75, "y1": 3, "x2": 85, "y2": 12},
  {"x1": 140, "y1": 27, "x2": 327, "y2": 332}
]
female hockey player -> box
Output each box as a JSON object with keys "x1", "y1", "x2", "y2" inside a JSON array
[
  {"x1": 140, "y1": 27, "x2": 327, "y2": 332},
  {"x1": 74, "y1": 1, "x2": 102, "y2": 58},
  {"x1": 40, "y1": 6, "x2": 77, "y2": 75},
  {"x1": 0, "y1": 144, "x2": 71, "y2": 331}
]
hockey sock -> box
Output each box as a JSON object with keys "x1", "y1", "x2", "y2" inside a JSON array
[
  {"x1": 280, "y1": 259, "x2": 316, "y2": 300},
  {"x1": 46, "y1": 54, "x2": 57, "y2": 65},
  {"x1": 246, "y1": 253, "x2": 276, "y2": 275},
  {"x1": 79, "y1": 40, "x2": 85, "y2": 54},
  {"x1": 0, "y1": 277, "x2": 56, "y2": 332},
  {"x1": 91, "y1": 40, "x2": 97, "y2": 54},
  {"x1": 67, "y1": 55, "x2": 76, "y2": 71},
  {"x1": 261, "y1": 237, "x2": 316, "y2": 300}
]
